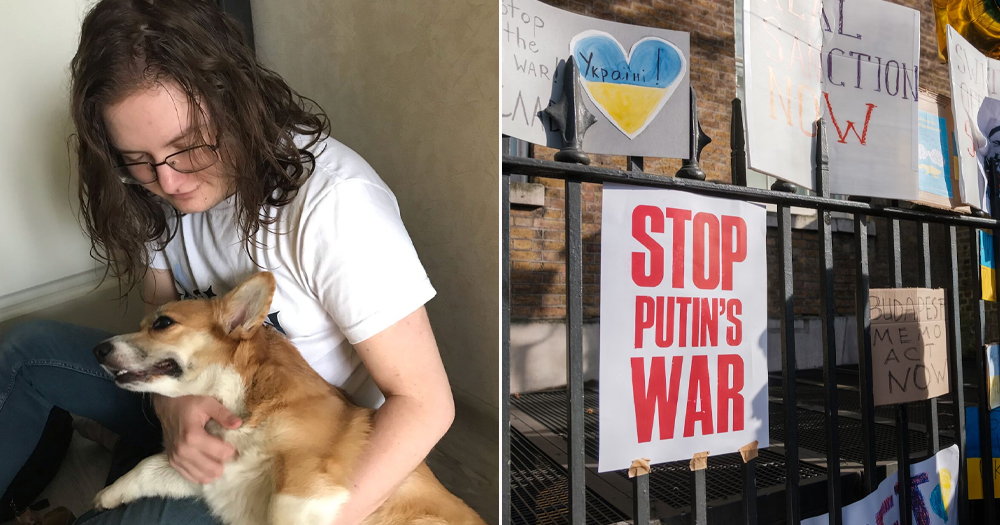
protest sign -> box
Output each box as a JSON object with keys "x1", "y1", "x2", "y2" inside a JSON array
[
  {"x1": 501, "y1": 0, "x2": 690, "y2": 157},
  {"x1": 989, "y1": 344, "x2": 1000, "y2": 410},
  {"x1": 742, "y1": 0, "x2": 823, "y2": 190},
  {"x1": 868, "y1": 288, "x2": 950, "y2": 406},
  {"x1": 976, "y1": 97, "x2": 1000, "y2": 301},
  {"x1": 802, "y1": 445, "x2": 959, "y2": 525},
  {"x1": 981, "y1": 230, "x2": 997, "y2": 302},
  {"x1": 946, "y1": 25, "x2": 1000, "y2": 208},
  {"x1": 598, "y1": 184, "x2": 768, "y2": 472},
  {"x1": 965, "y1": 406, "x2": 1000, "y2": 498},
  {"x1": 822, "y1": 0, "x2": 920, "y2": 199},
  {"x1": 917, "y1": 90, "x2": 966, "y2": 210},
  {"x1": 743, "y1": 0, "x2": 920, "y2": 198}
]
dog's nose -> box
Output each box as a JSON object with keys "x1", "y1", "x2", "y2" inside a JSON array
[{"x1": 93, "y1": 341, "x2": 114, "y2": 361}]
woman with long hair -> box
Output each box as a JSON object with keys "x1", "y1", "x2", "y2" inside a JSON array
[{"x1": 0, "y1": 1, "x2": 455, "y2": 523}]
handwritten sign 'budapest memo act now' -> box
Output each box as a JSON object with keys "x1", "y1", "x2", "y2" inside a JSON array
[
  {"x1": 869, "y1": 288, "x2": 949, "y2": 406},
  {"x1": 743, "y1": 0, "x2": 920, "y2": 198},
  {"x1": 599, "y1": 186, "x2": 768, "y2": 471}
]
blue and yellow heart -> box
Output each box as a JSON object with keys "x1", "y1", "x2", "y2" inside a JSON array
[{"x1": 570, "y1": 31, "x2": 686, "y2": 139}]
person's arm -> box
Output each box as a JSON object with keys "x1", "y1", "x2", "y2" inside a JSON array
[
  {"x1": 142, "y1": 267, "x2": 244, "y2": 483},
  {"x1": 331, "y1": 305, "x2": 454, "y2": 525}
]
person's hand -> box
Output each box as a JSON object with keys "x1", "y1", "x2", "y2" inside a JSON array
[{"x1": 153, "y1": 394, "x2": 242, "y2": 484}]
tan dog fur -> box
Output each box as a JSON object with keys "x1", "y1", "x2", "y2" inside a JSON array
[{"x1": 92, "y1": 272, "x2": 486, "y2": 525}]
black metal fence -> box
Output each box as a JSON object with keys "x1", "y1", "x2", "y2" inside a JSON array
[{"x1": 503, "y1": 96, "x2": 1000, "y2": 524}]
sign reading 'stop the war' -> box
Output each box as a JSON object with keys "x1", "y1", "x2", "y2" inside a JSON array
[
  {"x1": 501, "y1": 0, "x2": 690, "y2": 158},
  {"x1": 598, "y1": 185, "x2": 768, "y2": 471}
]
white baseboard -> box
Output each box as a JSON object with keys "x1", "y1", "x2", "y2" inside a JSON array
[{"x1": 0, "y1": 269, "x2": 114, "y2": 323}]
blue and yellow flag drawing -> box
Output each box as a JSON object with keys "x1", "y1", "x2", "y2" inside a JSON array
[{"x1": 982, "y1": 231, "x2": 995, "y2": 302}]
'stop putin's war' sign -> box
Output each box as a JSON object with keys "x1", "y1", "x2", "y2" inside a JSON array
[{"x1": 598, "y1": 185, "x2": 769, "y2": 471}]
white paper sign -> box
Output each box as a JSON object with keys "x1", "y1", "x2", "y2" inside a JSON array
[
  {"x1": 743, "y1": 0, "x2": 824, "y2": 190},
  {"x1": 947, "y1": 25, "x2": 992, "y2": 208},
  {"x1": 976, "y1": 97, "x2": 1000, "y2": 213},
  {"x1": 598, "y1": 185, "x2": 768, "y2": 472},
  {"x1": 501, "y1": 0, "x2": 690, "y2": 157},
  {"x1": 743, "y1": 0, "x2": 920, "y2": 199},
  {"x1": 803, "y1": 444, "x2": 960, "y2": 525},
  {"x1": 823, "y1": 0, "x2": 919, "y2": 199}
]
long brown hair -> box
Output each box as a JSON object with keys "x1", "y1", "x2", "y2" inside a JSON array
[{"x1": 71, "y1": 0, "x2": 330, "y2": 293}]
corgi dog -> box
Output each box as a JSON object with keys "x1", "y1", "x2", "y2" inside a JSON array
[{"x1": 91, "y1": 271, "x2": 486, "y2": 525}]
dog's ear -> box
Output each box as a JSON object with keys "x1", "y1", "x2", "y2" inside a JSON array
[{"x1": 219, "y1": 272, "x2": 276, "y2": 339}]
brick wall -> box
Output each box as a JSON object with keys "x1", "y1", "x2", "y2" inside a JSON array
[{"x1": 509, "y1": 0, "x2": 994, "y2": 353}]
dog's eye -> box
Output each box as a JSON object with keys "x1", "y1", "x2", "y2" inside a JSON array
[{"x1": 151, "y1": 316, "x2": 175, "y2": 331}]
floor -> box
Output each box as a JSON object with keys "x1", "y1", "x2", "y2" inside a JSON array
[{"x1": 1, "y1": 427, "x2": 113, "y2": 525}]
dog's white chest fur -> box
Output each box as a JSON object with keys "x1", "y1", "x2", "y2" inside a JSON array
[
  {"x1": 93, "y1": 366, "x2": 326, "y2": 525},
  {"x1": 92, "y1": 424, "x2": 279, "y2": 525},
  {"x1": 201, "y1": 424, "x2": 274, "y2": 524}
]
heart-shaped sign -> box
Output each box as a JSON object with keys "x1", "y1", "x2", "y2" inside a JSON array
[{"x1": 570, "y1": 31, "x2": 686, "y2": 139}]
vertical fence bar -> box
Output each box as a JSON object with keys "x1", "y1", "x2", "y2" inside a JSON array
[
  {"x1": 731, "y1": 102, "x2": 757, "y2": 525},
  {"x1": 501, "y1": 142, "x2": 511, "y2": 525},
  {"x1": 778, "y1": 205, "x2": 801, "y2": 524},
  {"x1": 855, "y1": 214, "x2": 879, "y2": 493},
  {"x1": 989, "y1": 159, "x2": 1000, "y2": 514},
  {"x1": 947, "y1": 225, "x2": 970, "y2": 522},
  {"x1": 565, "y1": 177, "x2": 586, "y2": 525},
  {"x1": 741, "y1": 452, "x2": 757, "y2": 524},
  {"x1": 888, "y1": 217, "x2": 912, "y2": 525},
  {"x1": 632, "y1": 474, "x2": 650, "y2": 525},
  {"x1": 972, "y1": 225, "x2": 997, "y2": 521},
  {"x1": 691, "y1": 468, "x2": 707, "y2": 525},
  {"x1": 919, "y1": 223, "x2": 940, "y2": 456},
  {"x1": 626, "y1": 155, "x2": 651, "y2": 525},
  {"x1": 814, "y1": 119, "x2": 842, "y2": 525}
]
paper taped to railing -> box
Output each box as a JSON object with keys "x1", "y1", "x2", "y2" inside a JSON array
[
  {"x1": 802, "y1": 445, "x2": 959, "y2": 525},
  {"x1": 868, "y1": 288, "x2": 950, "y2": 406},
  {"x1": 598, "y1": 184, "x2": 768, "y2": 472},
  {"x1": 743, "y1": 0, "x2": 920, "y2": 198},
  {"x1": 965, "y1": 406, "x2": 1000, "y2": 498}
]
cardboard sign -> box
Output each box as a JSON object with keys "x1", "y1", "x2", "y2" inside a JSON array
[
  {"x1": 803, "y1": 445, "x2": 959, "y2": 525},
  {"x1": 868, "y1": 288, "x2": 949, "y2": 406},
  {"x1": 743, "y1": 0, "x2": 920, "y2": 199},
  {"x1": 917, "y1": 90, "x2": 967, "y2": 211},
  {"x1": 964, "y1": 406, "x2": 1000, "y2": 499},
  {"x1": 501, "y1": 0, "x2": 690, "y2": 157},
  {"x1": 598, "y1": 185, "x2": 768, "y2": 472}
]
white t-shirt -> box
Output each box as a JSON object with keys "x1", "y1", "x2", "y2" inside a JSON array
[{"x1": 148, "y1": 136, "x2": 436, "y2": 408}]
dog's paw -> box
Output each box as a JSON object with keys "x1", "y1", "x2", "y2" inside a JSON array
[{"x1": 93, "y1": 486, "x2": 126, "y2": 511}]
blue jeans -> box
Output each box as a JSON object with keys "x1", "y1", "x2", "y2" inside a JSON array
[{"x1": 0, "y1": 320, "x2": 221, "y2": 524}]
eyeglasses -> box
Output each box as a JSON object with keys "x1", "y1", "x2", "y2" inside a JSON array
[{"x1": 113, "y1": 143, "x2": 220, "y2": 185}]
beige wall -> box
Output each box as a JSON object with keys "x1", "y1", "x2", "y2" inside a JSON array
[
  {"x1": 250, "y1": 1, "x2": 498, "y2": 416},
  {"x1": 0, "y1": 0, "x2": 107, "y2": 318}
]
